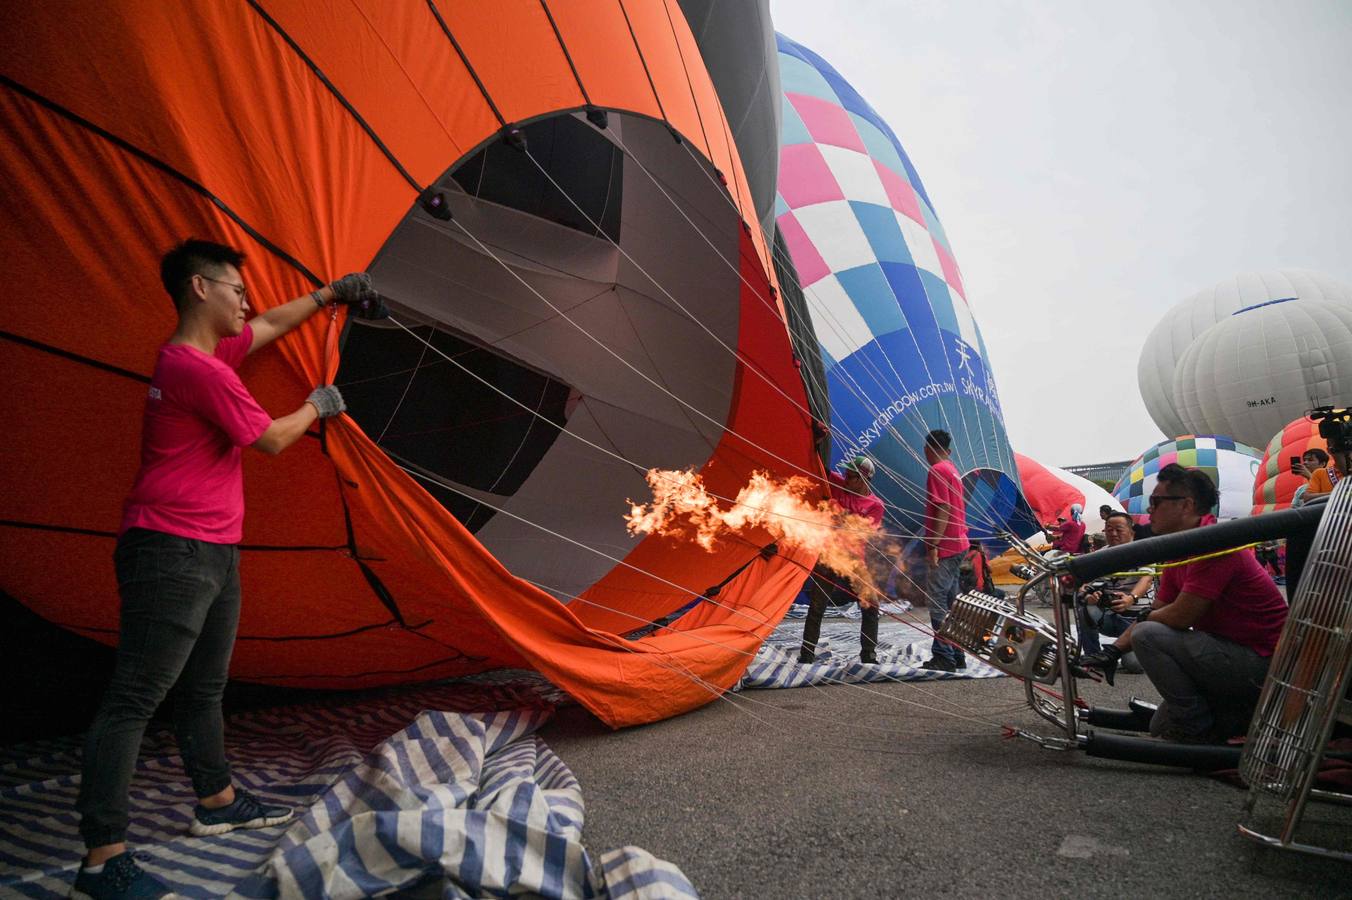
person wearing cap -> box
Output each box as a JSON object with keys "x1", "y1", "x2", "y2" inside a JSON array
[
  {"x1": 921, "y1": 429, "x2": 970, "y2": 671},
  {"x1": 797, "y1": 455, "x2": 886, "y2": 665},
  {"x1": 1048, "y1": 503, "x2": 1087, "y2": 554}
]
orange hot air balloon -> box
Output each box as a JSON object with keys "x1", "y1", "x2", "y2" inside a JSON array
[
  {"x1": 0, "y1": 1, "x2": 820, "y2": 727},
  {"x1": 1252, "y1": 416, "x2": 1330, "y2": 514}
]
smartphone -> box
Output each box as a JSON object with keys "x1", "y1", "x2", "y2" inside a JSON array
[{"x1": 1290, "y1": 455, "x2": 1302, "y2": 471}]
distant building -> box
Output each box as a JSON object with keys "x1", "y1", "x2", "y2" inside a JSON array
[{"x1": 1062, "y1": 460, "x2": 1133, "y2": 485}]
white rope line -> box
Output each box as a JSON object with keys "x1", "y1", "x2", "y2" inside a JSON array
[{"x1": 524, "y1": 137, "x2": 1011, "y2": 537}]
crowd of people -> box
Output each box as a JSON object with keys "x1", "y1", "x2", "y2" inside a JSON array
[{"x1": 796, "y1": 428, "x2": 1350, "y2": 751}]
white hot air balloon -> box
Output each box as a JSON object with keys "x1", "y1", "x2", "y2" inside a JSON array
[
  {"x1": 1172, "y1": 296, "x2": 1352, "y2": 448},
  {"x1": 1138, "y1": 270, "x2": 1352, "y2": 439}
]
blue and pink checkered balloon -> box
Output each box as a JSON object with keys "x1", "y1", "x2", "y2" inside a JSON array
[{"x1": 774, "y1": 34, "x2": 1031, "y2": 541}]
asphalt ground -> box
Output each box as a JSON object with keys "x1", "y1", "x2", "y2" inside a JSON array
[{"x1": 540, "y1": 611, "x2": 1352, "y2": 900}]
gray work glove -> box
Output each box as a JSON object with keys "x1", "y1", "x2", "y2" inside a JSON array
[
  {"x1": 307, "y1": 385, "x2": 346, "y2": 419},
  {"x1": 328, "y1": 272, "x2": 388, "y2": 320}
]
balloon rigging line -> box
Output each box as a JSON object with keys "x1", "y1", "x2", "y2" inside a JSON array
[
  {"x1": 656, "y1": 137, "x2": 1018, "y2": 528},
  {"x1": 650, "y1": 133, "x2": 1018, "y2": 514},
  {"x1": 382, "y1": 314, "x2": 905, "y2": 541},
  {"x1": 599, "y1": 131, "x2": 1013, "y2": 533},
  {"x1": 394, "y1": 449, "x2": 957, "y2": 708},
  {"x1": 519, "y1": 139, "x2": 1007, "y2": 535},
  {"x1": 395, "y1": 455, "x2": 1013, "y2": 729},
  {"x1": 375, "y1": 321, "x2": 431, "y2": 445},
  {"x1": 598, "y1": 135, "x2": 1014, "y2": 534},
  {"x1": 381, "y1": 312, "x2": 963, "y2": 618}
]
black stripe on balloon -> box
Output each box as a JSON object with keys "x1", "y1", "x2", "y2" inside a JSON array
[
  {"x1": 67, "y1": 617, "x2": 436, "y2": 643},
  {"x1": 0, "y1": 75, "x2": 323, "y2": 288},
  {"x1": 245, "y1": 0, "x2": 423, "y2": 193},
  {"x1": 0, "y1": 518, "x2": 345, "y2": 551},
  {"x1": 616, "y1": 0, "x2": 671, "y2": 131},
  {"x1": 537, "y1": 0, "x2": 591, "y2": 106},
  {"x1": 658, "y1": 0, "x2": 712, "y2": 152},
  {"x1": 334, "y1": 468, "x2": 409, "y2": 627},
  {"x1": 424, "y1": 0, "x2": 508, "y2": 129},
  {"x1": 0, "y1": 330, "x2": 150, "y2": 384},
  {"x1": 239, "y1": 652, "x2": 488, "y2": 681}
]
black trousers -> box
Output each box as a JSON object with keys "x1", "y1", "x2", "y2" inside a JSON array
[
  {"x1": 77, "y1": 528, "x2": 240, "y2": 847},
  {"x1": 799, "y1": 565, "x2": 878, "y2": 659}
]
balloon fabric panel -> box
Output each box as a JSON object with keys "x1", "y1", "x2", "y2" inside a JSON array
[
  {"x1": 1, "y1": 1, "x2": 812, "y2": 727},
  {"x1": 772, "y1": 33, "x2": 1029, "y2": 541}
]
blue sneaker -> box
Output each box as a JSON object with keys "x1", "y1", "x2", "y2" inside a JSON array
[
  {"x1": 71, "y1": 852, "x2": 177, "y2": 899},
  {"x1": 189, "y1": 788, "x2": 293, "y2": 836}
]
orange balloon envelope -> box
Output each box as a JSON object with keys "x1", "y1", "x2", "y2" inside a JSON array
[
  {"x1": 1252, "y1": 416, "x2": 1330, "y2": 514},
  {"x1": 0, "y1": 1, "x2": 820, "y2": 726}
]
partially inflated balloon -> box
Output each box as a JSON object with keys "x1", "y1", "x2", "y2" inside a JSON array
[
  {"x1": 1172, "y1": 294, "x2": 1352, "y2": 447},
  {"x1": 1138, "y1": 270, "x2": 1351, "y2": 441},
  {"x1": 773, "y1": 34, "x2": 1032, "y2": 542},
  {"x1": 1112, "y1": 435, "x2": 1263, "y2": 521},
  {"x1": 1252, "y1": 417, "x2": 1330, "y2": 514},
  {"x1": 0, "y1": 1, "x2": 816, "y2": 727}
]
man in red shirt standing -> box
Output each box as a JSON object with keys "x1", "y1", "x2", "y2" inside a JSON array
[
  {"x1": 1079, "y1": 464, "x2": 1288, "y2": 742},
  {"x1": 798, "y1": 456, "x2": 886, "y2": 665},
  {"x1": 73, "y1": 239, "x2": 382, "y2": 899},
  {"x1": 921, "y1": 429, "x2": 970, "y2": 671}
]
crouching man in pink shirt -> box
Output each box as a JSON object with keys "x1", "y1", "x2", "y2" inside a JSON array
[
  {"x1": 73, "y1": 239, "x2": 384, "y2": 899},
  {"x1": 1079, "y1": 464, "x2": 1288, "y2": 743}
]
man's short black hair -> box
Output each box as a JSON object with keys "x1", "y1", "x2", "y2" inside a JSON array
[
  {"x1": 1305, "y1": 448, "x2": 1330, "y2": 465},
  {"x1": 160, "y1": 239, "x2": 245, "y2": 311},
  {"x1": 924, "y1": 429, "x2": 951, "y2": 452},
  {"x1": 1104, "y1": 509, "x2": 1133, "y2": 522},
  {"x1": 1155, "y1": 463, "x2": 1219, "y2": 514}
]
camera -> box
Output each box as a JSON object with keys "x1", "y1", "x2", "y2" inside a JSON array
[{"x1": 1310, "y1": 407, "x2": 1352, "y2": 455}]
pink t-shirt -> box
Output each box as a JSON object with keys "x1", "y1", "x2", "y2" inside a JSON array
[
  {"x1": 120, "y1": 326, "x2": 272, "y2": 544},
  {"x1": 1157, "y1": 545, "x2": 1288, "y2": 656},
  {"x1": 827, "y1": 472, "x2": 885, "y2": 527},
  {"x1": 924, "y1": 459, "x2": 970, "y2": 559},
  {"x1": 1053, "y1": 520, "x2": 1086, "y2": 553}
]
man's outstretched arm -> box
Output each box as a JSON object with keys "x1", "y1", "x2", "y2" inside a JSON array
[
  {"x1": 248, "y1": 274, "x2": 383, "y2": 355},
  {"x1": 248, "y1": 286, "x2": 333, "y2": 355}
]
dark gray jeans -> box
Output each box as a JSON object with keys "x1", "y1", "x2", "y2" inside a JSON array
[
  {"x1": 77, "y1": 528, "x2": 240, "y2": 847},
  {"x1": 1132, "y1": 620, "x2": 1271, "y2": 741}
]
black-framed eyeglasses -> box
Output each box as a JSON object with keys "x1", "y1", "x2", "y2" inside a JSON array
[
  {"x1": 199, "y1": 275, "x2": 248, "y2": 301},
  {"x1": 1146, "y1": 494, "x2": 1187, "y2": 508}
]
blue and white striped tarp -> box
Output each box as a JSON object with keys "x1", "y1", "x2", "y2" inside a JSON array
[
  {"x1": 0, "y1": 680, "x2": 697, "y2": 899},
  {"x1": 738, "y1": 615, "x2": 1003, "y2": 689}
]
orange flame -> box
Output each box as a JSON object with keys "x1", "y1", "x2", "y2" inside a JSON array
[{"x1": 625, "y1": 469, "x2": 895, "y2": 605}]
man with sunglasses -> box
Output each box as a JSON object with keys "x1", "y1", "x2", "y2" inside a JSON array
[
  {"x1": 1079, "y1": 464, "x2": 1287, "y2": 743},
  {"x1": 73, "y1": 239, "x2": 385, "y2": 899}
]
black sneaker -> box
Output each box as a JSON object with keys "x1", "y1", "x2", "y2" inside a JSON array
[
  {"x1": 797, "y1": 649, "x2": 815, "y2": 664},
  {"x1": 190, "y1": 788, "x2": 293, "y2": 837},
  {"x1": 860, "y1": 654, "x2": 878, "y2": 665},
  {"x1": 71, "y1": 852, "x2": 176, "y2": 899},
  {"x1": 920, "y1": 657, "x2": 956, "y2": 672}
]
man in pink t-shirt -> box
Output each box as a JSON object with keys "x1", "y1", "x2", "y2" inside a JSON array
[
  {"x1": 1079, "y1": 463, "x2": 1288, "y2": 743},
  {"x1": 920, "y1": 429, "x2": 970, "y2": 671},
  {"x1": 74, "y1": 239, "x2": 384, "y2": 899}
]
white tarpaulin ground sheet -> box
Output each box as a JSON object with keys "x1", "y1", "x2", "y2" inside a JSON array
[
  {"x1": 737, "y1": 613, "x2": 1004, "y2": 689},
  {"x1": 0, "y1": 681, "x2": 697, "y2": 899}
]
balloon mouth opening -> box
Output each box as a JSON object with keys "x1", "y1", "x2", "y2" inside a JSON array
[{"x1": 336, "y1": 109, "x2": 749, "y2": 598}]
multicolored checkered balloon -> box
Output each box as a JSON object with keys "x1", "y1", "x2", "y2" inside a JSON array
[
  {"x1": 774, "y1": 34, "x2": 1027, "y2": 539},
  {"x1": 1111, "y1": 435, "x2": 1264, "y2": 521}
]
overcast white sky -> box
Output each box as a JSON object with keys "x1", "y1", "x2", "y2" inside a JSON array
[{"x1": 770, "y1": 0, "x2": 1352, "y2": 467}]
